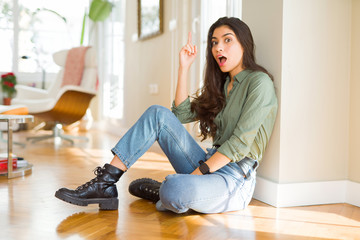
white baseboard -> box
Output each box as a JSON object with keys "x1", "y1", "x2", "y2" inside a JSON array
[
  {"x1": 254, "y1": 176, "x2": 360, "y2": 208},
  {"x1": 347, "y1": 181, "x2": 360, "y2": 207}
]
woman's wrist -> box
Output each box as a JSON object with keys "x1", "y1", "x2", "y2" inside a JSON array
[
  {"x1": 178, "y1": 65, "x2": 189, "y2": 75},
  {"x1": 190, "y1": 168, "x2": 202, "y2": 175}
]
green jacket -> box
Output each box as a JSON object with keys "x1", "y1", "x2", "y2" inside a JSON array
[{"x1": 172, "y1": 70, "x2": 278, "y2": 163}]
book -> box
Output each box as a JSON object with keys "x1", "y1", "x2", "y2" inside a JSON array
[
  {"x1": 0, "y1": 158, "x2": 17, "y2": 170},
  {"x1": 17, "y1": 158, "x2": 29, "y2": 168},
  {"x1": 0, "y1": 153, "x2": 29, "y2": 170}
]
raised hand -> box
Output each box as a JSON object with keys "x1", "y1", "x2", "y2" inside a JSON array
[{"x1": 179, "y1": 31, "x2": 197, "y2": 70}]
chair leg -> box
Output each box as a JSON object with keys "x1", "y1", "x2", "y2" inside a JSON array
[
  {"x1": 27, "y1": 133, "x2": 56, "y2": 143},
  {"x1": 27, "y1": 123, "x2": 89, "y2": 145},
  {"x1": 57, "y1": 134, "x2": 74, "y2": 145},
  {"x1": 58, "y1": 133, "x2": 88, "y2": 143}
]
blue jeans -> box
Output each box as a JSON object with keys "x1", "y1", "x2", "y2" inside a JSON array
[{"x1": 111, "y1": 105, "x2": 257, "y2": 214}]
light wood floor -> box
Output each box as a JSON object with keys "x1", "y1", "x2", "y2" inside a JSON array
[{"x1": 1, "y1": 129, "x2": 360, "y2": 240}]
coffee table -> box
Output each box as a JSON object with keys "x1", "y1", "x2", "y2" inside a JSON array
[{"x1": 0, "y1": 115, "x2": 34, "y2": 178}]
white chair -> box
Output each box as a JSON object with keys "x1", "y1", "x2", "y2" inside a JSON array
[{"x1": 12, "y1": 47, "x2": 98, "y2": 145}]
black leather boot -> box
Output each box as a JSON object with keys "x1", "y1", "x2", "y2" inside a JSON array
[
  {"x1": 128, "y1": 178, "x2": 161, "y2": 203},
  {"x1": 55, "y1": 164, "x2": 124, "y2": 210}
]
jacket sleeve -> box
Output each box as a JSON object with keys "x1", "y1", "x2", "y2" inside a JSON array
[{"x1": 171, "y1": 97, "x2": 197, "y2": 123}]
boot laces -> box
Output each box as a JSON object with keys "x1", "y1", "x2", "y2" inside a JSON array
[
  {"x1": 142, "y1": 185, "x2": 159, "y2": 201},
  {"x1": 76, "y1": 166, "x2": 104, "y2": 190}
]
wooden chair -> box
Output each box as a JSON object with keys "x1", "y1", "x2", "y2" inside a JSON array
[{"x1": 12, "y1": 47, "x2": 97, "y2": 145}]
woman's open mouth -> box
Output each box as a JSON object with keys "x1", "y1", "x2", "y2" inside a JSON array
[{"x1": 218, "y1": 55, "x2": 227, "y2": 67}]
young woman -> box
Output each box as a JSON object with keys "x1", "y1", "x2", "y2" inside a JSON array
[{"x1": 55, "y1": 17, "x2": 278, "y2": 214}]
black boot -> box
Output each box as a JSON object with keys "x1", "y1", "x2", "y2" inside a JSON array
[
  {"x1": 128, "y1": 178, "x2": 162, "y2": 203},
  {"x1": 55, "y1": 164, "x2": 124, "y2": 210}
]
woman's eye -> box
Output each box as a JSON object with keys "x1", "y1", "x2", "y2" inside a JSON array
[
  {"x1": 212, "y1": 41, "x2": 218, "y2": 46},
  {"x1": 225, "y1": 38, "x2": 231, "y2": 43}
]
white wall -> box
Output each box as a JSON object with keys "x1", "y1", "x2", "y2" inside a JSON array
[
  {"x1": 350, "y1": 0, "x2": 360, "y2": 183},
  {"x1": 280, "y1": 0, "x2": 351, "y2": 183},
  {"x1": 122, "y1": 0, "x2": 191, "y2": 127},
  {"x1": 243, "y1": 0, "x2": 360, "y2": 207},
  {"x1": 122, "y1": 0, "x2": 172, "y2": 126},
  {"x1": 244, "y1": 0, "x2": 352, "y2": 184},
  {"x1": 242, "y1": 0, "x2": 283, "y2": 183}
]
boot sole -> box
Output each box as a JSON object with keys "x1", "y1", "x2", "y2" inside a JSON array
[{"x1": 55, "y1": 190, "x2": 118, "y2": 210}]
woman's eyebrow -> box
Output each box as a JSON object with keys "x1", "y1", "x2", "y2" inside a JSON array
[
  {"x1": 212, "y1": 32, "x2": 234, "y2": 39},
  {"x1": 222, "y1": 33, "x2": 234, "y2": 37}
]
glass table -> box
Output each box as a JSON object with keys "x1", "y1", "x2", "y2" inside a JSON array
[{"x1": 0, "y1": 115, "x2": 34, "y2": 178}]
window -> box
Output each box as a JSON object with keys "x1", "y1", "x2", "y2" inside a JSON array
[
  {"x1": 0, "y1": 0, "x2": 15, "y2": 72},
  {"x1": 1, "y1": 0, "x2": 125, "y2": 120},
  {"x1": 0, "y1": 0, "x2": 89, "y2": 88},
  {"x1": 101, "y1": 0, "x2": 126, "y2": 119}
]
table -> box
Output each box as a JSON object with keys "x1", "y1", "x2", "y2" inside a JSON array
[{"x1": 0, "y1": 115, "x2": 34, "y2": 178}]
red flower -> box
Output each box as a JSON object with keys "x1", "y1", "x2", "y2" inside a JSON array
[
  {"x1": 1, "y1": 72, "x2": 14, "y2": 78},
  {"x1": 1, "y1": 72, "x2": 17, "y2": 97},
  {"x1": 3, "y1": 81, "x2": 14, "y2": 88}
]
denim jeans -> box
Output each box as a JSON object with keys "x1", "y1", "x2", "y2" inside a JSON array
[{"x1": 111, "y1": 105, "x2": 257, "y2": 214}]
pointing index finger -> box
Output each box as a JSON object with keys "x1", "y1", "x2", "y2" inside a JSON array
[{"x1": 187, "y1": 31, "x2": 192, "y2": 44}]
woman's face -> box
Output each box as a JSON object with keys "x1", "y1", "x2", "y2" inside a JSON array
[{"x1": 211, "y1": 25, "x2": 244, "y2": 78}]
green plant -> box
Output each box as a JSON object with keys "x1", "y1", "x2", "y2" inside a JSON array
[
  {"x1": 80, "y1": 0, "x2": 113, "y2": 45},
  {"x1": 1, "y1": 72, "x2": 17, "y2": 98}
]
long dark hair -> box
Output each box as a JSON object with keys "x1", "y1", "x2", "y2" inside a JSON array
[{"x1": 191, "y1": 17, "x2": 273, "y2": 141}]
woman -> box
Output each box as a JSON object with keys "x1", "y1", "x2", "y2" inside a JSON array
[{"x1": 55, "y1": 17, "x2": 278, "y2": 214}]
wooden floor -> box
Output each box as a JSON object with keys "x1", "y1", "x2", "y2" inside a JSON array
[{"x1": 1, "y1": 129, "x2": 360, "y2": 240}]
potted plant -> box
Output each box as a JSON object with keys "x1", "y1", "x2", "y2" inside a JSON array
[
  {"x1": 80, "y1": 0, "x2": 113, "y2": 45},
  {"x1": 1, "y1": 72, "x2": 17, "y2": 105}
]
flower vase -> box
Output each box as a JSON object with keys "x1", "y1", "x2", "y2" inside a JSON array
[{"x1": 3, "y1": 97, "x2": 11, "y2": 105}]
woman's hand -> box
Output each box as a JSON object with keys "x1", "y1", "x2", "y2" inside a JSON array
[
  {"x1": 190, "y1": 152, "x2": 231, "y2": 175},
  {"x1": 179, "y1": 32, "x2": 197, "y2": 70},
  {"x1": 175, "y1": 31, "x2": 197, "y2": 106}
]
